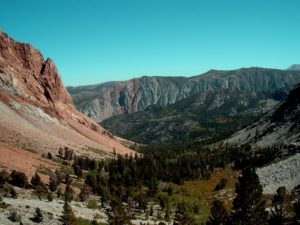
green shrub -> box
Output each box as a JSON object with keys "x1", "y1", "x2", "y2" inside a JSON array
[{"x1": 87, "y1": 199, "x2": 98, "y2": 209}]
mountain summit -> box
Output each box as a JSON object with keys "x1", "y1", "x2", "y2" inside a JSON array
[
  {"x1": 287, "y1": 64, "x2": 300, "y2": 71},
  {"x1": 0, "y1": 31, "x2": 132, "y2": 175}
]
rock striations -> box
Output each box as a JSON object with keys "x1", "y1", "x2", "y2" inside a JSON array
[
  {"x1": 0, "y1": 30, "x2": 133, "y2": 176},
  {"x1": 68, "y1": 68, "x2": 300, "y2": 122}
]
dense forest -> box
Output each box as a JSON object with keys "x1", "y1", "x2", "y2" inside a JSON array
[{"x1": 1, "y1": 143, "x2": 299, "y2": 225}]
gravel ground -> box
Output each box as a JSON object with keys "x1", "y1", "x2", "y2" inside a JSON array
[
  {"x1": 0, "y1": 197, "x2": 107, "y2": 225},
  {"x1": 257, "y1": 153, "x2": 300, "y2": 194},
  {"x1": 0, "y1": 197, "x2": 169, "y2": 225}
]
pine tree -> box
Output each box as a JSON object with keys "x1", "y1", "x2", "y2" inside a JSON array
[
  {"x1": 173, "y1": 203, "x2": 194, "y2": 225},
  {"x1": 269, "y1": 186, "x2": 291, "y2": 225},
  {"x1": 31, "y1": 173, "x2": 42, "y2": 188},
  {"x1": 79, "y1": 184, "x2": 91, "y2": 202},
  {"x1": 47, "y1": 192, "x2": 53, "y2": 202},
  {"x1": 231, "y1": 167, "x2": 267, "y2": 225},
  {"x1": 293, "y1": 200, "x2": 300, "y2": 225},
  {"x1": 0, "y1": 169, "x2": 9, "y2": 187},
  {"x1": 206, "y1": 200, "x2": 228, "y2": 225},
  {"x1": 64, "y1": 183, "x2": 75, "y2": 202},
  {"x1": 165, "y1": 202, "x2": 171, "y2": 221},
  {"x1": 73, "y1": 165, "x2": 83, "y2": 179},
  {"x1": 61, "y1": 201, "x2": 76, "y2": 225},
  {"x1": 49, "y1": 173, "x2": 58, "y2": 192},
  {"x1": 107, "y1": 197, "x2": 131, "y2": 225},
  {"x1": 9, "y1": 170, "x2": 28, "y2": 188},
  {"x1": 34, "y1": 183, "x2": 48, "y2": 200},
  {"x1": 10, "y1": 187, "x2": 18, "y2": 199}
]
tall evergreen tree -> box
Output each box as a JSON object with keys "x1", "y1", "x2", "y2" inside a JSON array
[
  {"x1": 293, "y1": 200, "x2": 300, "y2": 225},
  {"x1": 173, "y1": 203, "x2": 194, "y2": 225},
  {"x1": 231, "y1": 167, "x2": 267, "y2": 225},
  {"x1": 64, "y1": 183, "x2": 75, "y2": 202},
  {"x1": 107, "y1": 197, "x2": 131, "y2": 225},
  {"x1": 269, "y1": 186, "x2": 291, "y2": 225},
  {"x1": 49, "y1": 173, "x2": 58, "y2": 192},
  {"x1": 207, "y1": 200, "x2": 229, "y2": 225},
  {"x1": 61, "y1": 201, "x2": 76, "y2": 225},
  {"x1": 31, "y1": 173, "x2": 42, "y2": 188},
  {"x1": 79, "y1": 184, "x2": 91, "y2": 202}
]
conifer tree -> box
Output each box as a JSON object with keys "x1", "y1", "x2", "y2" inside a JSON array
[
  {"x1": 64, "y1": 183, "x2": 75, "y2": 202},
  {"x1": 173, "y1": 203, "x2": 194, "y2": 225},
  {"x1": 231, "y1": 167, "x2": 267, "y2": 225},
  {"x1": 293, "y1": 200, "x2": 300, "y2": 225},
  {"x1": 49, "y1": 173, "x2": 58, "y2": 192},
  {"x1": 31, "y1": 173, "x2": 42, "y2": 188},
  {"x1": 79, "y1": 184, "x2": 91, "y2": 202},
  {"x1": 207, "y1": 200, "x2": 228, "y2": 225},
  {"x1": 269, "y1": 186, "x2": 291, "y2": 225},
  {"x1": 107, "y1": 197, "x2": 131, "y2": 225},
  {"x1": 0, "y1": 169, "x2": 9, "y2": 187},
  {"x1": 62, "y1": 201, "x2": 76, "y2": 225}
]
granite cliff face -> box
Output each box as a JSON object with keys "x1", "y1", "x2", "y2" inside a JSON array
[
  {"x1": 0, "y1": 30, "x2": 133, "y2": 176},
  {"x1": 101, "y1": 88, "x2": 287, "y2": 144},
  {"x1": 68, "y1": 69, "x2": 300, "y2": 122}
]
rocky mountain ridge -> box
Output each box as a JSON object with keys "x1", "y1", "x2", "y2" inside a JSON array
[
  {"x1": 68, "y1": 68, "x2": 300, "y2": 122},
  {"x1": 0, "y1": 30, "x2": 133, "y2": 175},
  {"x1": 287, "y1": 64, "x2": 300, "y2": 71}
]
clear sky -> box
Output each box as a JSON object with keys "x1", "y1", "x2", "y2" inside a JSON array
[{"x1": 1, "y1": 0, "x2": 299, "y2": 86}]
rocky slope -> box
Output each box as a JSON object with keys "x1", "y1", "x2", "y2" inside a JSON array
[
  {"x1": 226, "y1": 84, "x2": 300, "y2": 147},
  {"x1": 0, "y1": 31, "x2": 133, "y2": 175},
  {"x1": 68, "y1": 68, "x2": 300, "y2": 122},
  {"x1": 257, "y1": 153, "x2": 300, "y2": 194}
]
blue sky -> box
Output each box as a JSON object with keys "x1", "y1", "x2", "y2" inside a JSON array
[{"x1": 1, "y1": 0, "x2": 299, "y2": 86}]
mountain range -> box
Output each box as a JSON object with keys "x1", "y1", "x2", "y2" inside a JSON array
[
  {"x1": 69, "y1": 68, "x2": 300, "y2": 144},
  {"x1": 68, "y1": 68, "x2": 300, "y2": 123}
]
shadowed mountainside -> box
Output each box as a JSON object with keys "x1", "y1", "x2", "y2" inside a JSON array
[{"x1": 227, "y1": 84, "x2": 300, "y2": 147}]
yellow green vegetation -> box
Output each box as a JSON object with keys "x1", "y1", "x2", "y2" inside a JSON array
[
  {"x1": 75, "y1": 217, "x2": 105, "y2": 225},
  {"x1": 168, "y1": 167, "x2": 238, "y2": 223},
  {"x1": 36, "y1": 166, "x2": 53, "y2": 176},
  {"x1": 21, "y1": 145, "x2": 38, "y2": 154},
  {"x1": 83, "y1": 146, "x2": 111, "y2": 157}
]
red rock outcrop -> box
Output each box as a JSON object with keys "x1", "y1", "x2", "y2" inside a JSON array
[{"x1": 0, "y1": 30, "x2": 133, "y2": 162}]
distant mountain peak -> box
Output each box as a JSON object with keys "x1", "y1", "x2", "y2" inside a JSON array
[{"x1": 287, "y1": 64, "x2": 300, "y2": 71}]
